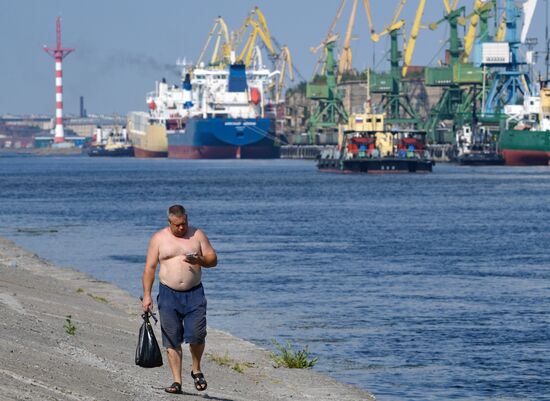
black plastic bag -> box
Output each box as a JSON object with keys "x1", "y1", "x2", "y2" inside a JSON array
[{"x1": 135, "y1": 311, "x2": 163, "y2": 368}]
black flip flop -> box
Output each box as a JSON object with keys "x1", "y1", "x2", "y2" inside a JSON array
[
  {"x1": 165, "y1": 382, "x2": 182, "y2": 394},
  {"x1": 191, "y1": 371, "x2": 207, "y2": 391}
]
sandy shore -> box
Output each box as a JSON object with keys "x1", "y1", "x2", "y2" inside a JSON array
[{"x1": 0, "y1": 237, "x2": 374, "y2": 401}]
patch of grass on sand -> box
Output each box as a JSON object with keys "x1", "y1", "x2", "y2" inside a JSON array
[
  {"x1": 87, "y1": 293, "x2": 108, "y2": 303},
  {"x1": 210, "y1": 352, "x2": 231, "y2": 367},
  {"x1": 269, "y1": 339, "x2": 318, "y2": 369},
  {"x1": 232, "y1": 361, "x2": 254, "y2": 373},
  {"x1": 76, "y1": 288, "x2": 84, "y2": 293},
  {"x1": 210, "y1": 352, "x2": 253, "y2": 374},
  {"x1": 64, "y1": 315, "x2": 76, "y2": 335}
]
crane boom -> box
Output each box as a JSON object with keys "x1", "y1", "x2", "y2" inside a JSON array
[
  {"x1": 462, "y1": 0, "x2": 494, "y2": 62},
  {"x1": 402, "y1": 0, "x2": 426, "y2": 76},
  {"x1": 197, "y1": 17, "x2": 231, "y2": 67},
  {"x1": 310, "y1": 0, "x2": 346, "y2": 76},
  {"x1": 495, "y1": 12, "x2": 506, "y2": 41},
  {"x1": 252, "y1": 7, "x2": 275, "y2": 54},
  {"x1": 363, "y1": 0, "x2": 376, "y2": 36},
  {"x1": 391, "y1": 0, "x2": 408, "y2": 25},
  {"x1": 339, "y1": 0, "x2": 359, "y2": 75}
]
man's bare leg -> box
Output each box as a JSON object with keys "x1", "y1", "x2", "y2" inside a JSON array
[
  {"x1": 166, "y1": 346, "x2": 182, "y2": 384},
  {"x1": 190, "y1": 343, "x2": 205, "y2": 374}
]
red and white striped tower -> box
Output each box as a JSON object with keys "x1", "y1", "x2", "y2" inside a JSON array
[{"x1": 43, "y1": 17, "x2": 74, "y2": 143}]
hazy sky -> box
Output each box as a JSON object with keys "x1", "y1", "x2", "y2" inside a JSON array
[{"x1": 2, "y1": 0, "x2": 549, "y2": 115}]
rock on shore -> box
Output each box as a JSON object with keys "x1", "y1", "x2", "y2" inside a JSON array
[{"x1": 0, "y1": 237, "x2": 375, "y2": 401}]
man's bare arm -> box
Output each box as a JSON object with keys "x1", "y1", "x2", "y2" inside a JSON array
[
  {"x1": 197, "y1": 229, "x2": 217, "y2": 268},
  {"x1": 142, "y1": 233, "x2": 160, "y2": 311}
]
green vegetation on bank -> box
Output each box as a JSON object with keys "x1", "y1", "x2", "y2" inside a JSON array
[
  {"x1": 209, "y1": 352, "x2": 254, "y2": 374},
  {"x1": 269, "y1": 339, "x2": 318, "y2": 369},
  {"x1": 64, "y1": 315, "x2": 76, "y2": 335}
]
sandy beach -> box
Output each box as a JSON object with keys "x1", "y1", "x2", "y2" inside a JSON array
[{"x1": 0, "y1": 236, "x2": 374, "y2": 401}]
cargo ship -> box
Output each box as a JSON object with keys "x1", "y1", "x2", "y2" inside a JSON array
[
  {"x1": 128, "y1": 62, "x2": 280, "y2": 159},
  {"x1": 167, "y1": 63, "x2": 279, "y2": 159},
  {"x1": 499, "y1": 87, "x2": 550, "y2": 166},
  {"x1": 317, "y1": 113, "x2": 433, "y2": 174}
]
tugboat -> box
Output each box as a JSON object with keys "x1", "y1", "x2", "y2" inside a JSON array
[
  {"x1": 317, "y1": 112, "x2": 433, "y2": 173},
  {"x1": 87, "y1": 126, "x2": 134, "y2": 157},
  {"x1": 455, "y1": 124, "x2": 504, "y2": 166}
]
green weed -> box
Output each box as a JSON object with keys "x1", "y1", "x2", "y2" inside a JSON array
[
  {"x1": 210, "y1": 352, "x2": 231, "y2": 367},
  {"x1": 87, "y1": 293, "x2": 108, "y2": 303},
  {"x1": 76, "y1": 288, "x2": 84, "y2": 293},
  {"x1": 269, "y1": 339, "x2": 318, "y2": 368},
  {"x1": 64, "y1": 315, "x2": 76, "y2": 335}
]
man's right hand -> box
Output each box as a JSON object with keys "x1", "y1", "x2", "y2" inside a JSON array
[{"x1": 142, "y1": 295, "x2": 153, "y2": 312}]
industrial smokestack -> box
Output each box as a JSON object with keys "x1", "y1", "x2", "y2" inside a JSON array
[{"x1": 79, "y1": 96, "x2": 87, "y2": 118}]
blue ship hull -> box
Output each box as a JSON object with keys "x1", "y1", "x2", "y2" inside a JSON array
[{"x1": 167, "y1": 117, "x2": 280, "y2": 159}]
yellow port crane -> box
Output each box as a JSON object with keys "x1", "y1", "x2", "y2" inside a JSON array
[
  {"x1": 274, "y1": 46, "x2": 293, "y2": 103},
  {"x1": 196, "y1": 16, "x2": 231, "y2": 68},
  {"x1": 234, "y1": 7, "x2": 276, "y2": 67},
  {"x1": 402, "y1": 0, "x2": 426, "y2": 76},
  {"x1": 234, "y1": 7, "x2": 294, "y2": 103},
  {"x1": 338, "y1": 0, "x2": 359, "y2": 76}
]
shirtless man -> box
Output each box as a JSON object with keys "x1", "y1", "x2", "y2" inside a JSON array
[{"x1": 142, "y1": 204, "x2": 217, "y2": 394}]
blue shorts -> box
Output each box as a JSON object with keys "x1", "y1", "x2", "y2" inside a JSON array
[{"x1": 157, "y1": 282, "x2": 207, "y2": 348}]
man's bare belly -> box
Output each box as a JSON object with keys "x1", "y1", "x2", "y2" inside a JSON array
[{"x1": 159, "y1": 257, "x2": 202, "y2": 291}]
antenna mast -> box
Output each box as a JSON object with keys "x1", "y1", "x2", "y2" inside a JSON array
[{"x1": 43, "y1": 17, "x2": 75, "y2": 144}]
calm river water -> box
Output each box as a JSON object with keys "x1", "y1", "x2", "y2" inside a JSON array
[{"x1": 1, "y1": 156, "x2": 549, "y2": 400}]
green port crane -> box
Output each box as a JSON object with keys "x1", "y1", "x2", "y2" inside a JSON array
[
  {"x1": 305, "y1": 38, "x2": 349, "y2": 142},
  {"x1": 367, "y1": 0, "x2": 422, "y2": 126},
  {"x1": 424, "y1": 2, "x2": 487, "y2": 143}
]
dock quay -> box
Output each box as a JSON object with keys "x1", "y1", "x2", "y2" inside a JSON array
[
  {"x1": 426, "y1": 144, "x2": 455, "y2": 163},
  {"x1": 280, "y1": 145, "x2": 335, "y2": 159}
]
